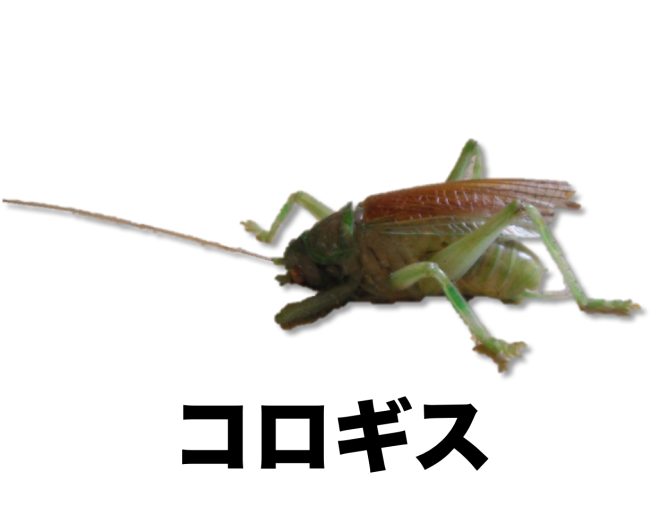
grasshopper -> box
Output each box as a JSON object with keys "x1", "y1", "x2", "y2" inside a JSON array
[{"x1": 4, "y1": 140, "x2": 639, "y2": 371}]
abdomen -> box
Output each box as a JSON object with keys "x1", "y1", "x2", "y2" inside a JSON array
[{"x1": 456, "y1": 240, "x2": 545, "y2": 303}]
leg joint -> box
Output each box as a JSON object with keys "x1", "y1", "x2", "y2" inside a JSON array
[{"x1": 289, "y1": 191, "x2": 303, "y2": 201}]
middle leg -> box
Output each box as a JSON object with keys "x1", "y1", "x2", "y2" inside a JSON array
[{"x1": 390, "y1": 261, "x2": 525, "y2": 372}]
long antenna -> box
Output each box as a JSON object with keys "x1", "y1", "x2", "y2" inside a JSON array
[{"x1": 3, "y1": 199, "x2": 275, "y2": 262}]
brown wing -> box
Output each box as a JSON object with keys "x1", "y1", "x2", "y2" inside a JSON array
[
  {"x1": 360, "y1": 179, "x2": 580, "y2": 239},
  {"x1": 360, "y1": 179, "x2": 580, "y2": 224}
]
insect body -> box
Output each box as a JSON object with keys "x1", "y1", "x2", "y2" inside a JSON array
[
  {"x1": 243, "y1": 140, "x2": 639, "y2": 371},
  {"x1": 4, "y1": 140, "x2": 639, "y2": 372}
]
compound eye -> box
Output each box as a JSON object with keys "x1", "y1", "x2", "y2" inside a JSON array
[{"x1": 290, "y1": 267, "x2": 304, "y2": 285}]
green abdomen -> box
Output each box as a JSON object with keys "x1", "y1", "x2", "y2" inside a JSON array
[{"x1": 455, "y1": 240, "x2": 545, "y2": 303}]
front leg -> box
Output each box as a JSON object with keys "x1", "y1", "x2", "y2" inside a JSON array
[
  {"x1": 242, "y1": 191, "x2": 334, "y2": 243},
  {"x1": 275, "y1": 283, "x2": 357, "y2": 329}
]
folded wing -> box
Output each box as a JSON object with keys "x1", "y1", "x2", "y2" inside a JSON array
[{"x1": 359, "y1": 179, "x2": 579, "y2": 238}]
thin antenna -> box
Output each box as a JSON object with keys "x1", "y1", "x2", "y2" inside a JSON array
[{"x1": 3, "y1": 199, "x2": 275, "y2": 262}]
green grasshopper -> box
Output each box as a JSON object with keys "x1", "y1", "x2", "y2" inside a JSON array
[
  {"x1": 4, "y1": 140, "x2": 639, "y2": 371},
  {"x1": 242, "y1": 140, "x2": 641, "y2": 371}
]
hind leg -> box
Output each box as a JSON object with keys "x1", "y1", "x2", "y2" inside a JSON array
[
  {"x1": 446, "y1": 139, "x2": 485, "y2": 182},
  {"x1": 522, "y1": 204, "x2": 640, "y2": 315},
  {"x1": 523, "y1": 289, "x2": 571, "y2": 300},
  {"x1": 430, "y1": 198, "x2": 640, "y2": 315}
]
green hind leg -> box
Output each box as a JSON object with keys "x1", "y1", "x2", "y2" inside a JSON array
[
  {"x1": 446, "y1": 139, "x2": 485, "y2": 182},
  {"x1": 522, "y1": 289, "x2": 570, "y2": 300},
  {"x1": 389, "y1": 198, "x2": 639, "y2": 370},
  {"x1": 390, "y1": 262, "x2": 525, "y2": 372},
  {"x1": 429, "y1": 200, "x2": 523, "y2": 280},
  {"x1": 241, "y1": 192, "x2": 334, "y2": 243},
  {"x1": 522, "y1": 204, "x2": 640, "y2": 315},
  {"x1": 428, "y1": 198, "x2": 639, "y2": 315}
]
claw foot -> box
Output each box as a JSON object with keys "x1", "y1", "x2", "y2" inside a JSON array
[
  {"x1": 473, "y1": 338, "x2": 527, "y2": 373},
  {"x1": 580, "y1": 299, "x2": 641, "y2": 316},
  {"x1": 240, "y1": 220, "x2": 269, "y2": 242}
]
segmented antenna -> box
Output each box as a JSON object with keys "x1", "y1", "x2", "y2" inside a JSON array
[{"x1": 3, "y1": 199, "x2": 275, "y2": 262}]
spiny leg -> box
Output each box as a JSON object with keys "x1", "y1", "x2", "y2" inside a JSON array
[
  {"x1": 445, "y1": 139, "x2": 485, "y2": 182},
  {"x1": 433, "y1": 199, "x2": 639, "y2": 314},
  {"x1": 390, "y1": 262, "x2": 525, "y2": 372},
  {"x1": 387, "y1": 198, "x2": 638, "y2": 369},
  {"x1": 241, "y1": 191, "x2": 334, "y2": 243},
  {"x1": 522, "y1": 204, "x2": 640, "y2": 315}
]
